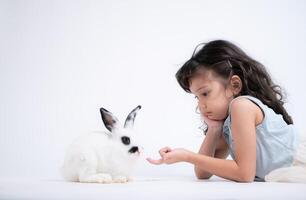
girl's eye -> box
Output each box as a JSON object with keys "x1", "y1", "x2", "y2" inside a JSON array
[
  {"x1": 194, "y1": 96, "x2": 199, "y2": 100},
  {"x1": 202, "y1": 92, "x2": 209, "y2": 97}
]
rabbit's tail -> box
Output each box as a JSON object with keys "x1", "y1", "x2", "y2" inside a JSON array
[{"x1": 265, "y1": 136, "x2": 306, "y2": 183}]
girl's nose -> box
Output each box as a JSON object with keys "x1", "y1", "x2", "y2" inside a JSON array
[{"x1": 199, "y1": 103, "x2": 207, "y2": 113}]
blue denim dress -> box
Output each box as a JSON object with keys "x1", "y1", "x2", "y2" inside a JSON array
[{"x1": 223, "y1": 95, "x2": 298, "y2": 181}]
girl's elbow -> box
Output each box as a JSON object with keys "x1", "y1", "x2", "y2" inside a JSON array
[
  {"x1": 238, "y1": 176, "x2": 254, "y2": 183},
  {"x1": 237, "y1": 171, "x2": 255, "y2": 183},
  {"x1": 194, "y1": 168, "x2": 212, "y2": 179},
  {"x1": 195, "y1": 173, "x2": 212, "y2": 180}
]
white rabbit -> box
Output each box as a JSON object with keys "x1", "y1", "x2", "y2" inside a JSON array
[{"x1": 61, "y1": 105, "x2": 142, "y2": 183}]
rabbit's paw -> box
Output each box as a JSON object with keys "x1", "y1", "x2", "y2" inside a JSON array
[
  {"x1": 113, "y1": 175, "x2": 128, "y2": 183},
  {"x1": 80, "y1": 173, "x2": 113, "y2": 184}
]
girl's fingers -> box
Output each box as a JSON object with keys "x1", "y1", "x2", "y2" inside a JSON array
[
  {"x1": 147, "y1": 147, "x2": 172, "y2": 165},
  {"x1": 146, "y1": 157, "x2": 164, "y2": 165},
  {"x1": 159, "y1": 147, "x2": 172, "y2": 156}
]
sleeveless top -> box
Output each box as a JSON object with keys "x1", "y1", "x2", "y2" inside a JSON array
[{"x1": 222, "y1": 95, "x2": 298, "y2": 181}]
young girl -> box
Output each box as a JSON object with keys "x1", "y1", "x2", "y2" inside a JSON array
[{"x1": 147, "y1": 40, "x2": 299, "y2": 182}]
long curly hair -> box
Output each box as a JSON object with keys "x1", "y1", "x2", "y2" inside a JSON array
[{"x1": 176, "y1": 40, "x2": 293, "y2": 125}]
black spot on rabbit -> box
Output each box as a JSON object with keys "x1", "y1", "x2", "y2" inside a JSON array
[{"x1": 129, "y1": 146, "x2": 139, "y2": 154}]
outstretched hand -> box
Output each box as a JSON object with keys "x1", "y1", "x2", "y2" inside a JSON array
[
  {"x1": 146, "y1": 147, "x2": 192, "y2": 165},
  {"x1": 146, "y1": 147, "x2": 171, "y2": 165}
]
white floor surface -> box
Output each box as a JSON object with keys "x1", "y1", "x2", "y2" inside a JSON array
[{"x1": 0, "y1": 176, "x2": 305, "y2": 200}]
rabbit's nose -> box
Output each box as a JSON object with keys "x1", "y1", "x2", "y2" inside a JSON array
[{"x1": 128, "y1": 146, "x2": 139, "y2": 154}]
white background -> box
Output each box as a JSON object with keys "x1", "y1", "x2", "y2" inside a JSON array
[{"x1": 0, "y1": 0, "x2": 305, "y2": 180}]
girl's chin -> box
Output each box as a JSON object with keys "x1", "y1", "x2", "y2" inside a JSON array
[
  {"x1": 207, "y1": 115, "x2": 216, "y2": 120},
  {"x1": 207, "y1": 115, "x2": 225, "y2": 121}
]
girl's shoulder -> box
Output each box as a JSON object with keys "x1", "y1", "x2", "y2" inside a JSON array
[
  {"x1": 229, "y1": 95, "x2": 262, "y2": 113},
  {"x1": 229, "y1": 96, "x2": 264, "y2": 126}
]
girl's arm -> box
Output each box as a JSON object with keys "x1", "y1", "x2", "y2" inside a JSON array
[
  {"x1": 147, "y1": 98, "x2": 260, "y2": 182},
  {"x1": 188, "y1": 98, "x2": 258, "y2": 182},
  {"x1": 194, "y1": 127, "x2": 229, "y2": 179}
]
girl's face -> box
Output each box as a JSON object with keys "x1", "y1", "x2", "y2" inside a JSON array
[{"x1": 190, "y1": 70, "x2": 234, "y2": 121}]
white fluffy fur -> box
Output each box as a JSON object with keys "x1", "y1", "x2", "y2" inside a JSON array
[
  {"x1": 265, "y1": 136, "x2": 306, "y2": 183},
  {"x1": 61, "y1": 130, "x2": 141, "y2": 183}
]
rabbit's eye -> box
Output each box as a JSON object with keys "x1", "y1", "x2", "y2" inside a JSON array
[{"x1": 121, "y1": 136, "x2": 130, "y2": 145}]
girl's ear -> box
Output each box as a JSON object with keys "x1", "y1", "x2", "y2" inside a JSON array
[{"x1": 230, "y1": 75, "x2": 242, "y2": 95}]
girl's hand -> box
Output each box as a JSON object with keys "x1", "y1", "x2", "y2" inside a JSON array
[
  {"x1": 146, "y1": 147, "x2": 193, "y2": 165},
  {"x1": 146, "y1": 147, "x2": 171, "y2": 164},
  {"x1": 202, "y1": 115, "x2": 225, "y2": 140},
  {"x1": 202, "y1": 115, "x2": 224, "y2": 130}
]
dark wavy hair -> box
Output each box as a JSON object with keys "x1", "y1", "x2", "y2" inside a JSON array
[{"x1": 176, "y1": 40, "x2": 293, "y2": 125}]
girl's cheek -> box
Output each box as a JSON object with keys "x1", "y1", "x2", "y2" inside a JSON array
[{"x1": 197, "y1": 102, "x2": 202, "y2": 110}]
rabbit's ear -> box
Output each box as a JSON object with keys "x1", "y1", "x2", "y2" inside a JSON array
[
  {"x1": 124, "y1": 105, "x2": 141, "y2": 129},
  {"x1": 100, "y1": 107, "x2": 120, "y2": 132}
]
